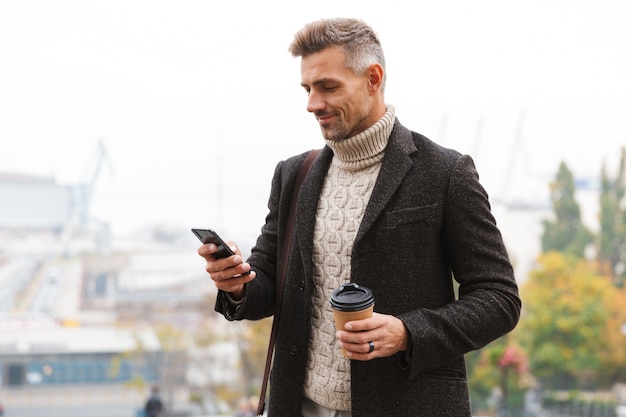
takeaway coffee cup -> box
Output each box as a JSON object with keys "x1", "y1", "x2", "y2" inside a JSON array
[{"x1": 329, "y1": 283, "x2": 375, "y2": 357}]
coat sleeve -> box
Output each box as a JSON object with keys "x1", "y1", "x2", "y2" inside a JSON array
[
  {"x1": 214, "y1": 152, "x2": 309, "y2": 321},
  {"x1": 214, "y1": 160, "x2": 284, "y2": 321},
  {"x1": 398, "y1": 154, "x2": 521, "y2": 378}
]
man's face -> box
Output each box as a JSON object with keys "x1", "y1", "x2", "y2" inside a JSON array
[{"x1": 300, "y1": 46, "x2": 376, "y2": 140}]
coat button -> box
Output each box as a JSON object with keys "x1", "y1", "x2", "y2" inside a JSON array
[
  {"x1": 299, "y1": 281, "x2": 305, "y2": 291},
  {"x1": 289, "y1": 345, "x2": 298, "y2": 356}
]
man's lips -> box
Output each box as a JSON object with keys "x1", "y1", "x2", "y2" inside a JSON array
[{"x1": 316, "y1": 113, "x2": 335, "y2": 125}]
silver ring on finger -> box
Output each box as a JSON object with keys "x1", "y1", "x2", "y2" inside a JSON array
[{"x1": 368, "y1": 341, "x2": 375, "y2": 353}]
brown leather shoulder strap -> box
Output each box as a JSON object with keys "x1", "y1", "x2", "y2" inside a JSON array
[{"x1": 257, "y1": 148, "x2": 321, "y2": 416}]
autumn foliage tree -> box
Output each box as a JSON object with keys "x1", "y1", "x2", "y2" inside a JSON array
[{"x1": 520, "y1": 252, "x2": 620, "y2": 389}]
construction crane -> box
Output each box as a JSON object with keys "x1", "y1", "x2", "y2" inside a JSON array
[
  {"x1": 56, "y1": 139, "x2": 113, "y2": 256},
  {"x1": 74, "y1": 139, "x2": 114, "y2": 226}
]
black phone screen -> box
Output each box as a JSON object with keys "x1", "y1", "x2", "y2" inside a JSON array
[{"x1": 191, "y1": 228, "x2": 235, "y2": 259}]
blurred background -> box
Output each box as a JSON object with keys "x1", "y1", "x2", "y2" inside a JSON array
[{"x1": 1, "y1": 1, "x2": 625, "y2": 416}]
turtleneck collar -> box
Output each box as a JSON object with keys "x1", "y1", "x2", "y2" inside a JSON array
[{"x1": 324, "y1": 105, "x2": 395, "y2": 171}]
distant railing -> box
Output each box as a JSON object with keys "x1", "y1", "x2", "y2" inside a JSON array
[{"x1": 540, "y1": 400, "x2": 617, "y2": 417}]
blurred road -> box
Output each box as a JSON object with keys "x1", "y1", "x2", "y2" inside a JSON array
[
  {"x1": 0, "y1": 385, "x2": 142, "y2": 417},
  {"x1": 5, "y1": 403, "x2": 136, "y2": 417}
]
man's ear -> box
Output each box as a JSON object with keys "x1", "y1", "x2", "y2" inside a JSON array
[{"x1": 367, "y1": 63, "x2": 384, "y2": 94}]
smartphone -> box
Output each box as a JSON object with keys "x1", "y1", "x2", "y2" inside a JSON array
[{"x1": 191, "y1": 228, "x2": 235, "y2": 259}]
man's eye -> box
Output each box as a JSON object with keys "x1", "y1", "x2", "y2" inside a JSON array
[{"x1": 324, "y1": 85, "x2": 337, "y2": 92}]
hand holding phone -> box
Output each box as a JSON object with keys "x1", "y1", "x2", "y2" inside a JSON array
[{"x1": 192, "y1": 228, "x2": 251, "y2": 277}]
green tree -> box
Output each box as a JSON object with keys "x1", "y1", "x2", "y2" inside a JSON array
[
  {"x1": 520, "y1": 252, "x2": 618, "y2": 389},
  {"x1": 541, "y1": 161, "x2": 593, "y2": 258},
  {"x1": 598, "y1": 147, "x2": 626, "y2": 286}
]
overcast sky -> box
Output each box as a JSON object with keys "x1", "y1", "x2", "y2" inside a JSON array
[{"x1": 1, "y1": 0, "x2": 625, "y2": 242}]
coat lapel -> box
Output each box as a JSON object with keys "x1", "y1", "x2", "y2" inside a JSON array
[
  {"x1": 295, "y1": 147, "x2": 333, "y2": 280},
  {"x1": 355, "y1": 121, "x2": 417, "y2": 244}
]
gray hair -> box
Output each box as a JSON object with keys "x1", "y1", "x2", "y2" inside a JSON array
[{"x1": 288, "y1": 18, "x2": 386, "y2": 92}]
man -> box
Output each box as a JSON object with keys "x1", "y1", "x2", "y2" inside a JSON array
[
  {"x1": 144, "y1": 385, "x2": 163, "y2": 417},
  {"x1": 198, "y1": 18, "x2": 521, "y2": 416}
]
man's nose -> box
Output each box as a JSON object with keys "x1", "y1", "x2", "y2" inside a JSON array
[{"x1": 306, "y1": 90, "x2": 325, "y2": 113}]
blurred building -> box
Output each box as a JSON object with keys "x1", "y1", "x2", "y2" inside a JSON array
[
  {"x1": 0, "y1": 167, "x2": 231, "y2": 415},
  {"x1": 0, "y1": 173, "x2": 74, "y2": 231},
  {"x1": 0, "y1": 319, "x2": 162, "y2": 386}
]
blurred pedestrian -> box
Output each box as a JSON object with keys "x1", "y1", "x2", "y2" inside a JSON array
[
  {"x1": 144, "y1": 385, "x2": 164, "y2": 417},
  {"x1": 234, "y1": 395, "x2": 254, "y2": 417}
]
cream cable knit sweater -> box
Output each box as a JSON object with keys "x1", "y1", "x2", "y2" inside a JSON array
[{"x1": 303, "y1": 106, "x2": 396, "y2": 410}]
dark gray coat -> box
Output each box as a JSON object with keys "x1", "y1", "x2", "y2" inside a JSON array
[{"x1": 216, "y1": 120, "x2": 521, "y2": 416}]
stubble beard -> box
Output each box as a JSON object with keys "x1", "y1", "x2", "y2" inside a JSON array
[{"x1": 319, "y1": 117, "x2": 349, "y2": 141}]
